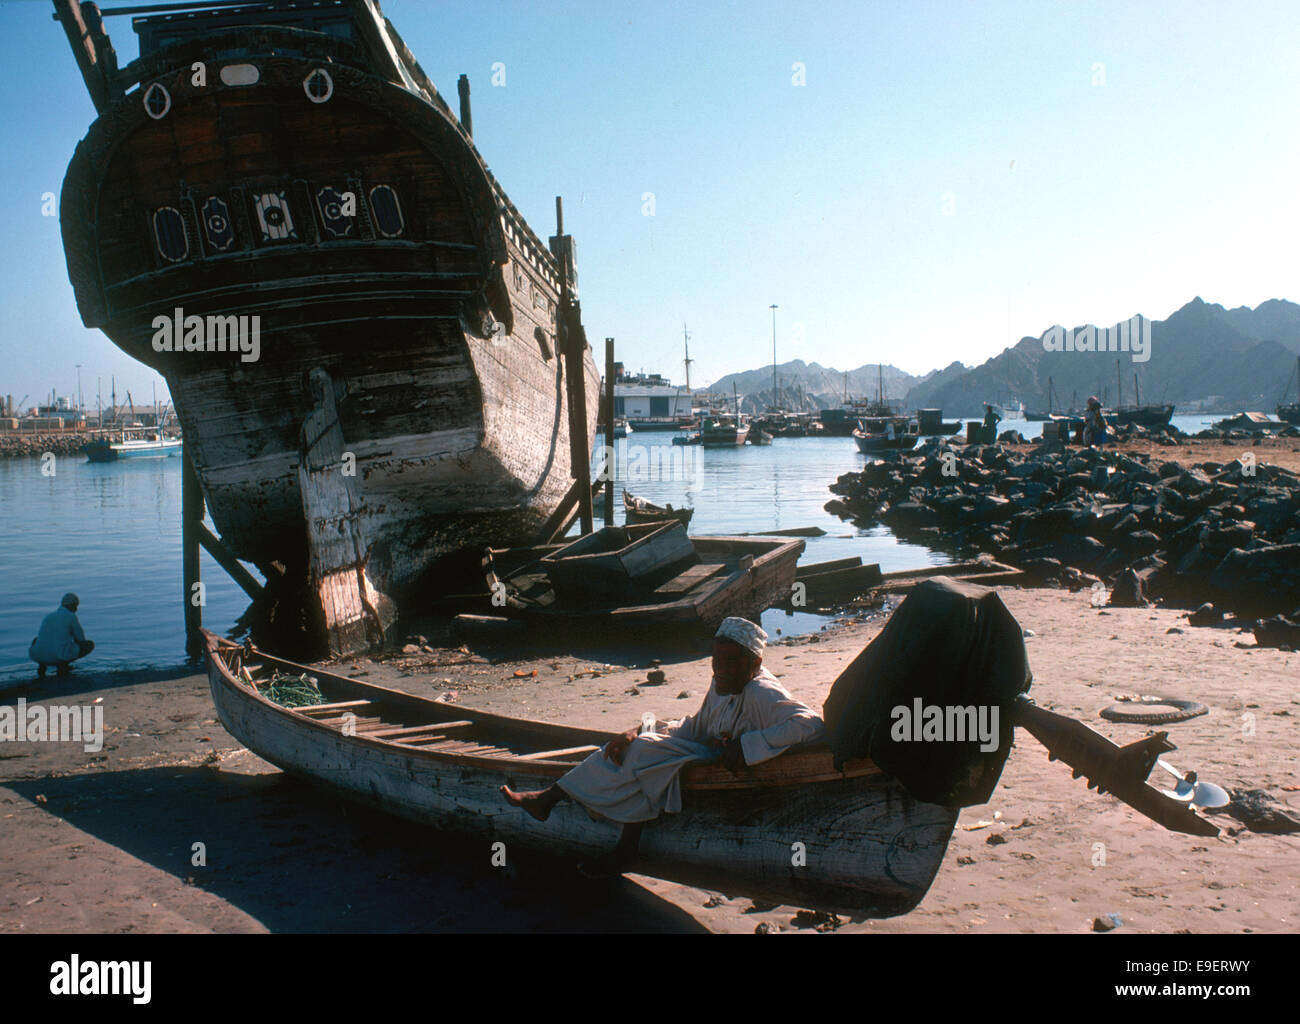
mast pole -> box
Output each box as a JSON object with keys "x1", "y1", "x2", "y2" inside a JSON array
[{"x1": 769, "y1": 304, "x2": 778, "y2": 411}]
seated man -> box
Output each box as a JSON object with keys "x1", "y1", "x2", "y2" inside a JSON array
[
  {"x1": 29, "y1": 593, "x2": 94, "y2": 678},
  {"x1": 501, "y1": 616, "x2": 825, "y2": 875}
]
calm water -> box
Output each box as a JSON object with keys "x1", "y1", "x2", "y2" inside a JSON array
[
  {"x1": 0, "y1": 433, "x2": 962, "y2": 681},
  {"x1": 0, "y1": 455, "x2": 254, "y2": 684},
  {"x1": 2, "y1": 416, "x2": 1226, "y2": 681}
]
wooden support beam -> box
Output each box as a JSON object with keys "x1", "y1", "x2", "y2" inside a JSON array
[
  {"x1": 182, "y1": 447, "x2": 203, "y2": 660},
  {"x1": 535, "y1": 474, "x2": 582, "y2": 544},
  {"x1": 196, "y1": 522, "x2": 264, "y2": 600},
  {"x1": 603, "y1": 336, "x2": 615, "y2": 526}
]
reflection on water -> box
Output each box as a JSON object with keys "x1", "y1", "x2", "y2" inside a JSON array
[{"x1": 591, "y1": 432, "x2": 954, "y2": 571}]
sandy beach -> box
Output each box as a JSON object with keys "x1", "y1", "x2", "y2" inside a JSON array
[{"x1": 3, "y1": 583, "x2": 1297, "y2": 934}]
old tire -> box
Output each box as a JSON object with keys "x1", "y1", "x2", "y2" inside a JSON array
[{"x1": 1100, "y1": 696, "x2": 1208, "y2": 724}]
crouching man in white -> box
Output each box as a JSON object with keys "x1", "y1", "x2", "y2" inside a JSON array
[{"x1": 501, "y1": 616, "x2": 825, "y2": 876}]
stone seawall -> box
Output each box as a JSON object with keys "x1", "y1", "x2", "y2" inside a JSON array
[{"x1": 0, "y1": 433, "x2": 94, "y2": 458}]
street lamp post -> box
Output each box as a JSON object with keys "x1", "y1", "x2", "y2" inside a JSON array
[
  {"x1": 769, "y1": 304, "x2": 778, "y2": 411},
  {"x1": 76, "y1": 364, "x2": 82, "y2": 413}
]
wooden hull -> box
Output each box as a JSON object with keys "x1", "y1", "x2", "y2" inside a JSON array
[
  {"x1": 204, "y1": 634, "x2": 959, "y2": 914},
  {"x1": 853, "y1": 431, "x2": 917, "y2": 454},
  {"x1": 58, "y1": 16, "x2": 599, "y2": 594},
  {"x1": 85, "y1": 438, "x2": 183, "y2": 461},
  {"x1": 700, "y1": 428, "x2": 749, "y2": 447}
]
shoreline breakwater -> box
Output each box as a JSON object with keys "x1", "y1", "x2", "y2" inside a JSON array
[
  {"x1": 0, "y1": 433, "x2": 95, "y2": 458},
  {"x1": 826, "y1": 435, "x2": 1300, "y2": 628}
]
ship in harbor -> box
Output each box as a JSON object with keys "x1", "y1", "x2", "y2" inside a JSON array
[{"x1": 53, "y1": 0, "x2": 600, "y2": 649}]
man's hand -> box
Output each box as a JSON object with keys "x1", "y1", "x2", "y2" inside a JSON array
[
  {"x1": 603, "y1": 727, "x2": 640, "y2": 765},
  {"x1": 720, "y1": 735, "x2": 747, "y2": 771}
]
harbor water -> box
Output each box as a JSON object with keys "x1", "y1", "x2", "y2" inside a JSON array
[{"x1": 0, "y1": 414, "x2": 1221, "y2": 683}]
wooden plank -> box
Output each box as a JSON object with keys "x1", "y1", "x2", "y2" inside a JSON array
[
  {"x1": 796, "y1": 557, "x2": 863, "y2": 579},
  {"x1": 366, "y1": 720, "x2": 474, "y2": 740},
  {"x1": 519, "y1": 745, "x2": 600, "y2": 761},
  {"x1": 299, "y1": 700, "x2": 374, "y2": 715},
  {"x1": 654, "y1": 563, "x2": 727, "y2": 596}
]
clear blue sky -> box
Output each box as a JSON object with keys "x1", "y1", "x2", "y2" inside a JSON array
[{"x1": 2, "y1": 0, "x2": 1297, "y2": 406}]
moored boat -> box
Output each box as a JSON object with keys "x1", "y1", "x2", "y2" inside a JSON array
[
  {"x1": 623, "y1": 489, "x2": 694, "y2": 527},
  {"x1": 699, "y1": 413, "x2": 749, "y2": 447},
  {"x1": 85, "y1": 430, "x2": 183, "y2": 461},
  {"x1": 852, "y1": 417, "x2": 918, "y2": 454}
]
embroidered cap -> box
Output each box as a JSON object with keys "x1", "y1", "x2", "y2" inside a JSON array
[{"x1": 714, "y1": 616, "x2": 767, "y2": 656}]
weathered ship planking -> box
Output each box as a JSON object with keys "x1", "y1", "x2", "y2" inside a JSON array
[
  {"x1": 204, "y1": 632, "x2": 961, "y2": 915},
  {"x1": 54, "y1": 1, "x2": 600, "y2": 639}
]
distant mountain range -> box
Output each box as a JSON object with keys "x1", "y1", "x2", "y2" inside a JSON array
[{"x1": 700, "y1": 298, "x2": 1300, "y2": 417}]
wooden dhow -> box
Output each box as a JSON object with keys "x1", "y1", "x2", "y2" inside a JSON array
[{"x1": 54, "y1": 1, "x2": 600, "y2": 647}]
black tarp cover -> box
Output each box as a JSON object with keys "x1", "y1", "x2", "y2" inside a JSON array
[{"x1": 823, "y1": 577, "x2": 1032, "y2": 807}]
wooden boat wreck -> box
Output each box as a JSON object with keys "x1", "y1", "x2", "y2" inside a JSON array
[
  {"x1": 54, "y1": 0, "x2": 600, "y2": 649},
  {"x1": 203, "y1": 628, "x2": 1219, "y2": 915},
  {"x1": 623, "y1": 489, "x2": 694, "y2": 528},
  {"x1": 478, "y1": 525, "x2": 804, "y2": 632}
]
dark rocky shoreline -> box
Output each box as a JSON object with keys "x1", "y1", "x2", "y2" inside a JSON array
[{"x1": 826, "y1": 436, "x2": 1300, "y2": 627}]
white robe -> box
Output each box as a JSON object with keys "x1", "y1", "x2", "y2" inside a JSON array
[{"x1": 555, "y1": 667, "x2": 826, "y2": 823}]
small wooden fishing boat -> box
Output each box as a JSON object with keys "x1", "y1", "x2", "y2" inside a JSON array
[
  {"x1": 852, "y1": 417, "x2": 918, "y2": 454},
  {"x1": 671, "y1": 431, "x2": 701, "y2": 446},
  {"x1": 203, "y1": 631, "x2": 958, "y2": 914},
  {"x1": 483, "y1": 527, "x2": 804, "y2": 632},
  {"x1": 749, "y1": 429, "x2": 774, "y2": 445},
  {"x1": 700, "y1": 413, "x2": 750, "y2": 447},
  {"x1": 539, "y1": 521, "x2": 696, "y2": 601},
  {"x1": 623, "y1": 489, "x2": 694, "y2": 527},
  {"x1": 203, "y1": 624, "x2": 1219, "y2": 915}
]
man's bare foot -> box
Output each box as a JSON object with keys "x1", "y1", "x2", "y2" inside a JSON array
[{"x1": 501, "y1": 785, "x2": 555, "y2": 822}]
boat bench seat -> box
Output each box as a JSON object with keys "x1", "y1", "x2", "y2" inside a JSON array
[{"x1": 654, "y1": 562, "x2": 727, "y2": 595}]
